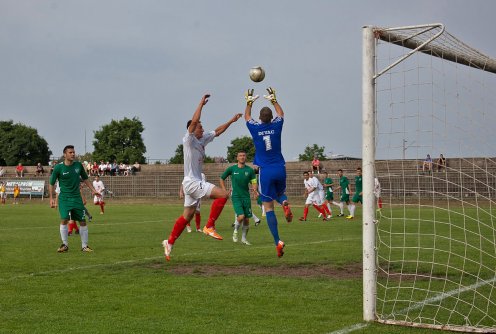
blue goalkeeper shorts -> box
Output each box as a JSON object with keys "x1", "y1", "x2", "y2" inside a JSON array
[{"x1": 258, "y1": 165, "x2": 288, "y2": 204}]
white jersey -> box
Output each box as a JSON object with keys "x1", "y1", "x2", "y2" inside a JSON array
[
  {"x1": 182, "y1": 130, "x2": 216, "y2": 181},
  {"x1": 312, "y1": 176, "x2": 324, "y2": 191},
  {"x1": 93, "y1": 180, "x2": 105, "y2": 193},
  {"x1": 374, "y1": 177, "x2": 381, "y2": 198}
]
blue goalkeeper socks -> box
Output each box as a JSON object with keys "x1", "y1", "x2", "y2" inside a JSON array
[{"x1": 265, "y1": 211, "x2": 280, "y2": 245}]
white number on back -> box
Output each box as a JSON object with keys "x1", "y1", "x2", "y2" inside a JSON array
[{"x1": 262, "y1": 135, "x2": 272, "y2": 151}]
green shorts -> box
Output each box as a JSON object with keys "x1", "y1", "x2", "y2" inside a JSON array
[
  {"x1": 58, "y1": 197, "x2": 87, "y2": 222},
  {"x1": 232, "y1": 197, "x2": 253, "y2": 219},
  {"x1": 352, "y1": 193, "x2": 362, "y2": 204},
  {"x1": 340, "y1": 194, "x2": 350, "y2": 203},
  {"x1": 325, "y1": 192, "x2": 334, "y2": 201}
]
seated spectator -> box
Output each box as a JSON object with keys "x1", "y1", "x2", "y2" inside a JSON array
[
  {"x1": 131, "y1": 161, "x2": 141, "y2": 175},
  {"x1": 110, "y1": 161, "x2": 118, "y2": 176},
  {"x1": 119, "y1": 163, "x2": 129, "y2": 176},
  {"x1": 311, "y1": 155, "x2": 322, "y2": 174},
  {"x1": 15, "y1": 163, "x2": 25, "y2": 178},
  {"x1": 98, "y1": 160, "x2": 106, "y2": 176},
  {"x1": 422, "y1": 154, "x2": 433, "y2": 173},
  {"x1": 91, "y1": 162, "x2": 99, "y2": 176},
  {"x1": 85, "y1": 161, "x2": 92, "y2": 176},
  {"x1": 0, "y1": 166, "x2": 5, "y2": 177},
  {"x1": 35, "y1": 163, "x2": 45, "y2": 177},
  {"x1": 437, "y1": 154, "x2": 447, "y2": 172}
]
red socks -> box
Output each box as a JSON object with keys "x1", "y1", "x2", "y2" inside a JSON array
[
  {"x1": 321, "y1": 205, "x2": 331, "y2": 216},
  {"x1": 313, "y1": 204, "x2": 326, "y2": 216},
  {"x1": 378, "y1": 197, "x2": 383, "y2": 209},
  {"x1": 168, "y1": 216, "x2": 188, "y2": 245},
  {"x1": 195, "y1": 213, "x2": 201, "y2": 230},
  {"x1": 303, "y1": 207, "x2": 309, "y2": 220},
  {"x1": 68, "y1": 221, "x2": 78, "y2": 233},
  {"x1": 206, "y1": 197, "x2": 228, "y2": 228}
]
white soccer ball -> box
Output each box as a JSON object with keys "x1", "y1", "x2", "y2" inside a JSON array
[{"x1": 249, "y1": 66, "x2": 265, "y2": 82}]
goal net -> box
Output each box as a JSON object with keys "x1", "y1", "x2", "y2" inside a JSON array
[{"x1": 362, "y1": 24, "x2": 496, "y2": 333}]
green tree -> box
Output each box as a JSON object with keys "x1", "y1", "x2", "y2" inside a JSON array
[
  {"x1": 298, "y1": 144, "x2": 327, "y2": 161},
  {"x1": 0, "y1": 120, "x2": 51, "y2": 166},
  {"x1": 93, "y1": 117, "x2": 146, "y2": 164},
  {"x1": 226, "y1": 136, "x2": 255, "y2": 162},
  {"x1": 168, "y1": 144, "x2": 184, "y2": 164}
]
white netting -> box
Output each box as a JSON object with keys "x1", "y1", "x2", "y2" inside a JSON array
[{"x1": 372, "y1": 24, "x2": 496, "y2": 333}]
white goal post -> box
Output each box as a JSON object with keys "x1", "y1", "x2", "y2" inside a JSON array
[{"x1": 362, "y1": 24, "x2": 496, "y2": 332}]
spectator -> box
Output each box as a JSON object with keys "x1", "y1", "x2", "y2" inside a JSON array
[
  {"x1": 437, "y1": 154, "x2": 447, "y2": 172},
  {"x1": 0, "y1": 166, "x2": 5, "y2": 177},
  {"x1": 91, "y1": 162, "x2": 99, "y2": 176},
  {"x1": 131, "y1": 161, "x2": 141, "y2": 175},
  {"x1": 110, "y1": 161, "x2": 118, "y2": 176},
  {"x1": 98, "y1": 160, "x2": 106, "y2": 176},
  {"x1": 422, "y1": 154, "x2": 433, "y2": 173},
  {"x1": 119, "y1": 162, "x2": 129, "y2": 176},
  {"x1": 13, "y1": 184, "x2": 20, "y2": 204},
  {"x1": 311, "y1": 155, "x2": 322, "y2": 174},
  {"x1": 35, "y1": 163, "x2": 45, "y2": 177},
  {"x1": 50, "y1": 160, "x2": 57, "y2": 175},
  {"x1": 85, "y1": 161, "x2": 92, "y2": 176},
  {"x1": 15, "y1": 163, "x2": 25, "y2": 178}
]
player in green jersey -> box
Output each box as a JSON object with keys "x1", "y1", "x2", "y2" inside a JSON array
[
  {"x1": 347, "y1": 167, "x2": 362, "y2": 219},
  {"x1": 322, "y1": 171, "x2": 342, "y2": 217},
  {"x1": 49, "y1": 145, "x2": 101, "y2": 253},
  {"x1": 220, "y1": 151, "x2": 258, "y2": 245},
  {"x1": 333, "y1": 169, "x2": 352, "y2": 218}
]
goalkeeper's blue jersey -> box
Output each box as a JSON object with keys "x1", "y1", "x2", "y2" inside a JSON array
[{"x1": 246, "y1": 116, "x2": 285, "y2": 167}]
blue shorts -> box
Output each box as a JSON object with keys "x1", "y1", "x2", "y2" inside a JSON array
[{"x1": 258, "y1": 165, "x2": 287, "y2": 204}]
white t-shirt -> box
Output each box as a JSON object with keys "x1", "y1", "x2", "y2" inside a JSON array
[
  {"x1": 182, "y1": 130, "x2": 216, "y2": 181},
  {"x1": 311, "y1": 176, "x2": 324, "y2": 191},
  {"x1": 374, "y1": 177, "x2": 381, "y2": 198},
  {"x1": 93, "y1": 180, "x2": 105, "y2": 193}
]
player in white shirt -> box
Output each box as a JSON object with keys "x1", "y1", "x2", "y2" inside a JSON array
[
  {"x1": 162, "y1": 94, "x2": 242, "y2": 261},
  {"x1": 92, "y1": 175, "x2": 106, "y2": 214},
  {"x1": 374, "y1": 177, "x2": 382, "y2": 213},
  {"x1": 299, "y1": 171, "x2": 329, "y2": 221},
  {"x1": 181, "y1": 172, "x2": 206, "y2": 233},
  {"x1": 311, "y1": 171, "x2": 332, "y2": 219}
]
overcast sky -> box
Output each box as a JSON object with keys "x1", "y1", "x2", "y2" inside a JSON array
[{"x1": 1, "y1": 0, "x2": 495, "y2": 162}]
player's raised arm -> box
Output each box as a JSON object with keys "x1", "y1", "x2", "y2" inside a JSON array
[
  {"x1": 188, "y1": 94, "x2": 210, "y2": 133},
  {"x1": 264, "y1": 87, "x2": 284, "y2": 118},
  {"x1": 214, "y1": 113, "x2": 242, "y2": 137},
  {"x1": 244, "y1": 89, "x2": 259, "y2": 121}
]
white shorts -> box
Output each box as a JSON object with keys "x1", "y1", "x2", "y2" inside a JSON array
[
  {"x1": 182, "y1": 177, "x2": 215, "y2": 207},
  {"x1": 305, "y1": 191, "x2": 323, "y2": 206},
  {"x1": 94, "y1": 194, "x2": 104, "y2": 204},
  {"x1": 0, "y1": 192, "x2": 5, "y2": 199}
]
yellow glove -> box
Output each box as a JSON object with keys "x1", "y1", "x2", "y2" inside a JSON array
[
  {"x1": 264, "y1": 87, "x2": 277, "y2": 104},
  {"x1": 245, "y1": 89, "x2": 259, "y2": 106}
]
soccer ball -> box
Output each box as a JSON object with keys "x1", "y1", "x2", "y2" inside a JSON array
[{"x1": 249, "y1": 66, "x2": 265, "y2": 82}]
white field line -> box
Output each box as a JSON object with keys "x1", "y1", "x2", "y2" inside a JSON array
[
  {"x1": 0, "y1": 237, "x2": 360, "y2": 282},
  {"x1": 0, "y1": 219, "x2": 165, "y2": 231},
  {"x1": 327, "y1": 276, "x2": 496, "y2": 334}
]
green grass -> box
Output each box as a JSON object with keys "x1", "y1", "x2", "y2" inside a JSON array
[{"x1": 0, "y1": 201, "x2": 492, "y2": 333}]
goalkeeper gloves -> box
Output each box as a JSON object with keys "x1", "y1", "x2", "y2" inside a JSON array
[
  {"x1": 263, "y1": 87, "x2": 277, "y2": 104},
  {"x1": 245, "y1": 89, "x2": 259, "y2": 106}
]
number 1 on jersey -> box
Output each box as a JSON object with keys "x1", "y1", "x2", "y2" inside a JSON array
[{"x1": 263, "y1": 135, "x2": 272, "y2": 151}]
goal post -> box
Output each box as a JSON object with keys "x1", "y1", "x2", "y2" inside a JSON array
[{"x1": 362, "y1": 24, "x2": 496, "y2": 332}]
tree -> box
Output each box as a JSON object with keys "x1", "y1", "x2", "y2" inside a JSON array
[
  {"x1": 92, "y1": 117, "x2": 146, "y2": 164},
  {"x1": 226, "y1": 136, "x2": 255, "y2": 162},
  {"x1": 0, "y1": 120, "x2": 51, "y2": 166},
  {"x1": 298, "y1": 144, "x2": 327, "y2": 161}
]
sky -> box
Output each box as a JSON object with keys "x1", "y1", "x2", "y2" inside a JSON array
[{"x1": 1, "y1": 0, "x2": 495, "y2": 162}]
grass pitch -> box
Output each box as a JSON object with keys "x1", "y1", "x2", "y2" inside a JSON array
[{"x1": 0, "y1": 201, "x2": 466, "y2": 333}]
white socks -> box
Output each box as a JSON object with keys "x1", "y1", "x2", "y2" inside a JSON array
[
  {"x1": 349, "y1": 204, "x2": 356, "y2": 217},
  {"x1": 60, "y1": 224, "x2": 68, "y2": 246},
  {"x1": 338, "y1": 202, "x2": 344, "y2": 214},
  {"x1": 79, "y1": 225, "x2": 89, "y2": 248},
  {"x1": 242, "y1": 223, "x2": 249, "y2": 241},
  {"x1": 252, "y1": 212, "x2": 260, "y2": 222}
]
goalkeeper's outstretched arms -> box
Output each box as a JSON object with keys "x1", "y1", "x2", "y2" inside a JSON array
[
  {"x1": 264, "y1": 87, "x2": 284, "y2": 118},
  {"x1": 244, "y1": 89, "x2": 259, "y2": 121}
]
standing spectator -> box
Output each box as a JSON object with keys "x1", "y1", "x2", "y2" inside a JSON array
[
  {"x1": 92, "y1": 175, "x2": 106, "y2": 214},
  {"x1": 311, "y1": 155, "x2": 322, "y2": 174},
  {"x1": 422, "y1": 154, "x2": 433, "y2": 173},
  {"x1": 437, "y1": 154, "x2": 447, "y2": 172},
  {"x1": 220, "y1": 151, "x2": 258, "y2": 245},
  {"x1": 0, "y1": 181, "x2": 6, "y2": 204},
  {"x1": 161, "y1": 93, "x2": 241, "y2": 261},
  {"x1": 13, "y1": 184, "x2": 20, "y2": 204},
  {"x1": 15, "y1": 163, "x2": 24, "y2": 178},
  {"x1": 0, "y1": 166, "x2": 5, "y2": 177},
  {"x1": 35, "y1": 163, "x2": 45, "y2": 177},
  {"x1": 49, "y1": 145, "x2": 100, "y2": 253},
  {"x1": 244, "y1": 87, "x2": 293, "y2": 258}
]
